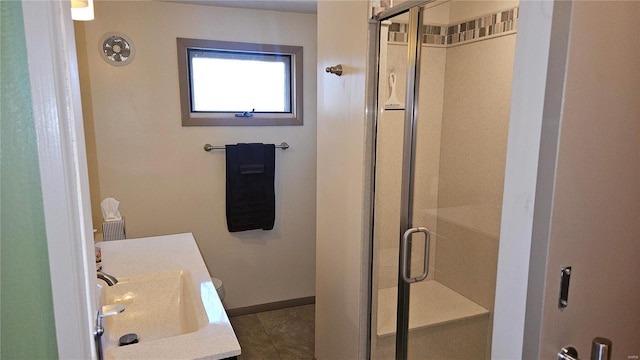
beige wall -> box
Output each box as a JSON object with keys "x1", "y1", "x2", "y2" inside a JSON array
[
  {"x1": 316, "y1": 1, "x2": 370, "y2": 359},
  {"x1": 75, "y1": 0, "x2": 317, "y2": 310},
  {"x1": 492, "y1": 0, "x2": 557, "y2": 356}
]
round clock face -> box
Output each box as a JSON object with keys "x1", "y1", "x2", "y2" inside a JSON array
[{"x1": 100, "y1": 33, "x2": 135, "y2": 66}]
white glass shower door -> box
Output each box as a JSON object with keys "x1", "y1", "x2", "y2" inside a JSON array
[{"x1": 370, "y1": 1, "x2": 517, "y2": 359}]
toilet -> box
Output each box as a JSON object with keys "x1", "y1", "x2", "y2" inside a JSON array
[{"x1": 211, "y1": 277, "x2": 225, "y2": 302}]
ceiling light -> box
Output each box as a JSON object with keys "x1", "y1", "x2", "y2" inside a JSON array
[{"x1": 71, "y1": 0, "x2": 94, "y2": 21}]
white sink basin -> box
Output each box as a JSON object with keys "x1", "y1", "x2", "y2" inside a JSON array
[
  {"x1": 102, "y1": 269, "x2": 207, "y2": 348},
  {"x1": 99, "y1": 233, "x2": 240, "y2": 360}
]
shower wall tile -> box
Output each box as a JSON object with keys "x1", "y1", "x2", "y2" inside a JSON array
[
  {"x1": 387, "y1": 6, "x2": 518, "y2": 47},
  {"x1": 434, "y1": 33, "x2": 516, "y2": 312},
  {"x1": 434, "y1": 219, "x2": 499, "y2": 310}
]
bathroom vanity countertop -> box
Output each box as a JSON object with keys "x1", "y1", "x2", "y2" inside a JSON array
[{"x1": 99, "y1": 232, "x2": 240, "y2": 360}]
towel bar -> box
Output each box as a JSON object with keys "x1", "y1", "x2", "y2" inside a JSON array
[{"x1": 204, "y1": 142, "x2": 290, "y2": 152}]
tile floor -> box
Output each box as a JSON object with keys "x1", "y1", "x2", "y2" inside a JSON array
[{"x1": 230, "y1": 304, "x2": 315, "y2": 360}]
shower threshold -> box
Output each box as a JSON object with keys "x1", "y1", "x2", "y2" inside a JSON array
[{"x1": 376, "y1": 280, "x2": 489, "y2": 337}]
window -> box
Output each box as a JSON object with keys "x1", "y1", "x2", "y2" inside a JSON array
[{"x1": 177, "y1": 38, "x2": 303, "y2": 126}]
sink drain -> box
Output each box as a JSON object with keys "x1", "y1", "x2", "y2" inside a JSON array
[{"x1": 119, "y1": 333, "x2": 139, "y2": 346}]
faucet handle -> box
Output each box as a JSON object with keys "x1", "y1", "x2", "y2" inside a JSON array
[
  {"x1": 101, "y1": 304, "x2": 125, "y2": 317},
  {"x1": 95, "y1": 303, "x2": 125, "y2": 360},
  {"x1": 96, "y1": 303, "x2": 125, "y2": 334}
]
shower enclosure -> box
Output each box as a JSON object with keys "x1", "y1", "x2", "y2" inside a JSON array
[{"x1": 368, "y1": 1, "x2": 518, "y2": 358}]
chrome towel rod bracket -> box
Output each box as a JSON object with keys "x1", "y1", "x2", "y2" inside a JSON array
[{"x1": 204, "y1": 142, "x2": 290, "y2": 152}]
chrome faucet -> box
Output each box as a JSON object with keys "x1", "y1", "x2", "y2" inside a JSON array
[
  {"x1": 97, "y1": 271, "x2": 118, "y2": 286},
  {"x1": 95, "y1": 304, "x2": 125, "y2": 360},
  {"x1": 96, "y1": 261, "x2": 118, "y2": 286}
]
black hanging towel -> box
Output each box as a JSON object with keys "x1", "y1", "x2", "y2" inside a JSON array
[{"x1": 225, "y1": 143, "x2": 276, "y2": 232}]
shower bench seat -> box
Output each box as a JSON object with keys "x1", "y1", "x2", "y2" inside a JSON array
[{"x1": 376, "y1": 279, "x2": 489, "y2": 337}]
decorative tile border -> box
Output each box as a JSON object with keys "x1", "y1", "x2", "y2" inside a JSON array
[
  {"x1": 388, "y1": 22, "x2": 409, "y2": 43},
  {"x1": 387, "y1": 7, "x2": 518, "y2": 47}
]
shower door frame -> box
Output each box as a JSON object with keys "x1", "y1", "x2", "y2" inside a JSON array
[{"x1": 367, "y1": 1, "x2": 435, "y2": 359}]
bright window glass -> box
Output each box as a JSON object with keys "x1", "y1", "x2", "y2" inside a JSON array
[
  {"x1": 177, "y1": 38, "x2": 303, "y2": 126},
  {"x1": 189, "y1": 50, "x2": 291, "y2": 113}
]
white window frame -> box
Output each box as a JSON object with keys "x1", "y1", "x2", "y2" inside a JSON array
[{"x1": 177, "y1": 38, "x2": 303, "y2": 126}]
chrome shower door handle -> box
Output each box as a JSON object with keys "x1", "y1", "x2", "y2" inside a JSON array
[{"x1": 401, "y1": 227, "x2": 430, "y2": 284}]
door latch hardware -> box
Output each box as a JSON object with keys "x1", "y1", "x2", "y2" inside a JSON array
[
  {"x1": 591, "y1": 337, "x2": 612, "y2": 360},
  {"x1": 558, "y1": 346, "x2": 579, "y2": 360},
  {"x1": 559, "y1": 266, "x2": 571, "y2": 308},
  {"x1": 557, "y1": 337, "x2": 612, "y2": 360}
]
